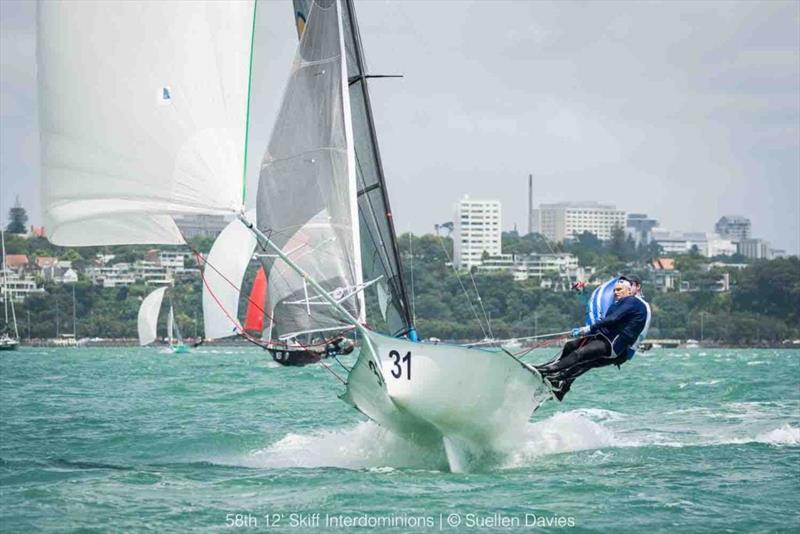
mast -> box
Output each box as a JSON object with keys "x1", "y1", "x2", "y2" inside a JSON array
[
  {"x1": 342, "y1": 0, "x2": 414, "y2": 330},
  {"x1": 167, "y1": 302, "x2": 174, "y2": 347},
  {"x1": 72, "y1": 283, "x2": 76, "y2": 339},
  {"x1": 1, "y1": 229, "x2": 8, "y2": 326},
  {"x1": 10, "y1": 290, "x2": 18, "y2": 339},
  {"x1": 1, "y1": 230, "x2": 19, "y2": 340}
]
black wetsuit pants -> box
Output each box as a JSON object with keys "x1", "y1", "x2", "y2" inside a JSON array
[{"x1": 537, "y1": 335, "x2": 627, "y2": 389}]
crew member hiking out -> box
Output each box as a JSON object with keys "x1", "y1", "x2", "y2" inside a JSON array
[{"x1": 536, "y1": 276, "x2": 651, "y2": 401}]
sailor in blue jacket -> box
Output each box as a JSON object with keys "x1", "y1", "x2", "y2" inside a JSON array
[{"x1": 536, "y1": 277, "x2": 650, "y2": 401}]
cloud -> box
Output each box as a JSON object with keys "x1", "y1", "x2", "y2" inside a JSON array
[{"x1": 0, "y1": 0, "x2": 797, "y2": 252}]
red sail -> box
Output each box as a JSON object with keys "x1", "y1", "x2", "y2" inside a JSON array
[{"x1": 243, "y1": 267, "x2": 267, "y2": 333}]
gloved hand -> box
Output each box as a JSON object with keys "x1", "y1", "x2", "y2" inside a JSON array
[{"x1": 570, "y1": 326, "x2": 590, "y2": 338}]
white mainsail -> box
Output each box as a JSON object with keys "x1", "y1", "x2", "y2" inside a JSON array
[
  {"x1": 255, "y1": 0, "x2": 364, "y2": 343},
  {"x1": 201, "y1": 212, "x2": 258, "y2": 340},
  {"x1": 37, "y1": 0, "x2": 254, "y2": 246},
  {"x1": 137, "y1": 287, "x2": 168, "y2": 346}
]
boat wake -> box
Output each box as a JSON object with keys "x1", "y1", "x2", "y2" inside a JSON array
[
  {"x1": 230, "y1": 407, "x2": 799, "y2": 472},
  {"x1": 238, "y1": 422, "x2": 449, "y2": 470}
]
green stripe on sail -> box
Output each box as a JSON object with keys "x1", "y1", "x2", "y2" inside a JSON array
[{"x1": 241, "y1": 0, "x2": 259, "y2": 204}]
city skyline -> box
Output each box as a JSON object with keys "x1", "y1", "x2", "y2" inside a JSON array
[{"x1": 2, "y1": 1, "x2": 798, "y2": 254}]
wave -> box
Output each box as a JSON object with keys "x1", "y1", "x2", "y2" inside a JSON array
[
  {"x1": 227, "y1": 410, "x2": 628, "y2": 472},
  {"x1": 223, "y1": 409, "x2": 798, "y2": 472},
  {"x1": 752, "y1": 425, "x2": 800, "y2": 445},
  {"x1": 500, "y1": 410, "x2": 628, "y2": 468},
  {"x1": 234, "y1": 422, "x2": 448, "y2": 470}
]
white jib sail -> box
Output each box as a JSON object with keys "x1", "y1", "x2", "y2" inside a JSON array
[
  {"x1": 137, "y1": 287, "x2": 168, "y2": 346},
  {"x1": 202, "y1": 211, "x2": 258, "y2": 340},
  {"x1": 167, "y1": 306, "x2": 175, "y2": 346},
  {"x1": 255, "y1": 0, "x2": 364, "y2": 341},
  {"x1": 37, "y1": 1, "x2": 255, "y2": 246}
]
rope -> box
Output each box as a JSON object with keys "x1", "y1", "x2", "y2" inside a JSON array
[
  {"x1": 466, "y1": 330, "x2": 572, "y2": 347},
  {"x1": 433, "y1": 229, "x2": 488, "y2": 339},
  {"x1": 467, "y1": 269, "x2": 494, "y2": 340}
]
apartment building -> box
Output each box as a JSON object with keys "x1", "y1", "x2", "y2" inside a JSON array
[
  {"x1": 453, "y1": 196, "x2": 502, "y2": 270},
  {"x1": 531, "y1": 202, "x2": 625, "y2": 242}
]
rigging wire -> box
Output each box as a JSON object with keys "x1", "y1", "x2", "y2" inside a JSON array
[
  {"x1": 536, "y1": 232, "x2": 575, "y2": 291},
  {"x1": 433, "y1": 223, "x2": 494, "y2": 339},
  {"x1": 433, "y1": 225, "x2": 488, "y2": 339},
  {"x1": 408, "y1": 233, "x2": 416, "y2": 325},
  {"x1": 467, "y1": 270, "x2": 494, "y2": 340}
]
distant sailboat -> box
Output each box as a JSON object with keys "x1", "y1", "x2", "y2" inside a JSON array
[
  {"x1": 243, "y1": 267, "x2": 267, "y2": 335},
  {"x1": 201, "y1": 213, "x2": 258, "y2": 341},
  {"x1": 166, "y1": 301, "x2": 190, "y2": 353},
  {"x1": 137, "y1": 287, "x2": 189, "y2": 353},
  {"x1": 1, "y1": 229, "x2": 20, "y2": 351},
  {"x1": 202, "y1": 215, "x2": 344, "y2": 366}
]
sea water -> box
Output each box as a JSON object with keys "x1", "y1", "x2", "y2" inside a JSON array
[{"x1": 1, "y1": 346, "x2": 798, "y2": 532}]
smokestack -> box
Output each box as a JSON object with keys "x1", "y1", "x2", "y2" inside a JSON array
[{"x1": 527, "y1": 174, "x2": 533, "y2": 235}]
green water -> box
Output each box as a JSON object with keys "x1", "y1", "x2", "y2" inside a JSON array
[{"x1": 1, "y1": 346, "x2": 798, "y2": 532}]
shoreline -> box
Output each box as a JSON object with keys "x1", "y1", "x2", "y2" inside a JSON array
[{"x1": 13, "y1": 338, "x2": 800, "y2": 350}]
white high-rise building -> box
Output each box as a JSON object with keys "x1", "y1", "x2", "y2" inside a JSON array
[
  {"x1": 738, "y1": 238, "x2": 771, "y2": 259},
  {"x1": 454, "y1": 196, "x2": 502, "y2": 270},
  {"x1": 530, "y1": 202, "x2": 626, "y2": 242}
]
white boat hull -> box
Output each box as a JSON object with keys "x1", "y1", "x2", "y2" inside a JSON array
[
  {"x1": 0, "y1": 339, "x2": 19, "y2": 351},
  {"x1": 342, "y1": 330, "x2": 552, "y2": 471}
]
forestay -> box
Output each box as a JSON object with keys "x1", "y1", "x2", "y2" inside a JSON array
[
  {"x1": 37, "y1": 1, "x2": 254, "y2": 246},
  {"x1": 256, "y1": 0, "x2": 363, "y2": 342},
  {"x1": 138, "y1": 287, "x2": 167, "y2": 346}
]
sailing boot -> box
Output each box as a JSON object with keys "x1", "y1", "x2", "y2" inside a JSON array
[{"x1": 550, "y1": 379, "x2": 571, "y2": 402}]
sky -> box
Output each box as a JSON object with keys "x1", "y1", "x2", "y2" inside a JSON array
[{"x1": 1, "y1": 0, "x2": 798, "y2": 253}]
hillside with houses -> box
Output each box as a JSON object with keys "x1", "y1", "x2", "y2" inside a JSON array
[{"x1": 1, "y1": 210, "x2": 798, "y2": 345}]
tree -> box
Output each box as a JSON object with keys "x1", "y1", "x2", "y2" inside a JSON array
[
  {"x1": 732, "y1": 257, "x2": 800, "y2": 323},
  {"x1": 6, "y1": 197, "x2": 28, "y2": 234},
  {"x1": 62, "y1": 249, "x2": 82, "y2": 262}
]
